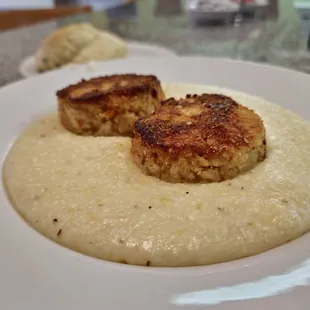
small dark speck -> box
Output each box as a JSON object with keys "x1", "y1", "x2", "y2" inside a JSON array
[
  {"x1": 146, "y1": 260, "x2": 151, "y2": 266},
  {"x1": 228, "y1": 183, "x2": 232, "y2": 186},
  {"x1": 53, "y1": 218, "x2": 58, "y2": 223},
  {"x1": 148, "y1": 206, "x2": 152, "y2": 209},
  {"x1": 217, "y1": 207, "x2": 224, "y2": 211},
  {"x1": 282, "y1": 198, "x2": 288, "y2": 203},
  {"x1": 241, "y1": 187, "x2": 244, "y2": 190},
  {"x1": 286, "y1": 239, "x2": 292, "y2": 243},
  {"x1": 40, "y1": 134, "x2": 46, "y2": 138},
  {"x1": 33, "y1": 195, "x2": 40, "y2": 201},
  {"x1": 134, "y1": 205, "x2": 138, "y2": 208},
  {"x1": 98, "y1": 204, "x2": 104, "y2": 207},
  {"x1": 44, "y1": 187, "x2": 48, "y2": 192},
  {"x1": 119, "y1": 239, "x2": 125, "y2": 244},
  {"x1": 186, "y1": 191, "x2": 189, "y2": 194},
  {"x1": 247, "y1": 222, "x2": 253, "y2": 226},
  {"x1": 89, "y1": 242, "x2": 93, "y2": 244},
  {"x1": 35, "y1": 220, "x2": 39, "y2": 223},
  {"x1": 57, "y1": 229, "x2": 62, "y2": 237}
]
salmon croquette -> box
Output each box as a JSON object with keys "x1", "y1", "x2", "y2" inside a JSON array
[
  {"x1": 57, "y1": 74, "x2": 165, "y2": 137},
  {"x1": 132, "y1": 93, "x2": 266, "y2": 183}
]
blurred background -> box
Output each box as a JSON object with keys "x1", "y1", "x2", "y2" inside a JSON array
[{"x1": 1, "y1": 1, "x2": 310, "y2": 86}]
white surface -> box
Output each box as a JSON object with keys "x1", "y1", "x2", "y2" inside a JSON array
[
  {"x1": 19, "y1": 42, "x2": 177, "y2": 78},
  {"x1": 295, "y1": 1, "x2": 310, "y2": 9},
  {"x1": 0, "y1": 0, "x2": 53, "y2": 9},
  {"x1": 2, "y1": 56, "x2": 310, "y2": 310}
]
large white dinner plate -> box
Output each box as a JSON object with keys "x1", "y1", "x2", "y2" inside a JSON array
[
  {"x1": 19, "y1": 41, "x2": 177, "y2": 78},
  {"x1": 1, "y1": 57, "x2": 310, "y2": 310}
]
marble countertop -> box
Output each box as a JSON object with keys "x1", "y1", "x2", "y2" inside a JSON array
[{"x1": 0, "y1": 0, "x2": 307, "y2": 87}]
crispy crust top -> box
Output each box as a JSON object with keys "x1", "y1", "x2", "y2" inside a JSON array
[
  {"x1": 134, "y1": 94, "x2": 265, "y2": 158},
  {"x1": 56, "y1": 74, "x2": 161, "y2": 103}
]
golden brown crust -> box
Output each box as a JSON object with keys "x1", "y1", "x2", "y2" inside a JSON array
[
  {"x1": 57, "y1": 74, "x2": 165, "y2": 136},
  {"x1": 132, "y1": 93, "x2": 266, "y2": 183},
  {"x1": 57, "y1": 74, "x2": 162, "y2": 103},
  {"x1": 134, "y1": 94, "x2": 264, "y2": 159}
]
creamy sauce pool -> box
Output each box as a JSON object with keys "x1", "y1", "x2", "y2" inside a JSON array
[{"x1": 3, "y1": 84, "x2": 310, "y2": 267}]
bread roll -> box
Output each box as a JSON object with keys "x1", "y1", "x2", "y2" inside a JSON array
[{"x1": 35, "y1": 23, "x2": 128, "y2": 72}]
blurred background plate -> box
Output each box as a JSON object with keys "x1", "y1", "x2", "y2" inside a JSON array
[{"x1": 19, "y1": 40, "x2": 177, "y2": 78}]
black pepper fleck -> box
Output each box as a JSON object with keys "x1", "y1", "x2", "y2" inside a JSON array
[
  {"x1": 241, "y1": 187, "x2": 244, "y2": 190},
  {"x1": 186, "y1": 192, "x2": 189, "y2": 194},
  {"x1": 217, "y1": 207, "x2": 224, "y2": 211},
  {"x1": 57, "y1": 229, "x2": 62, "y2": 237},
  {"x1": 148, "y1": 206, "x2": 152, "y2": 209},
  {"x1": 53, "y1": 218, "x2": 58, "y2": 223},
  {"x1": 98, "y1": 204, "x2": 104, "y2": 207}
]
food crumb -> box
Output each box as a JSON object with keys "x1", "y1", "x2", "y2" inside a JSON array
[
  {"x1": 57, "y1": 229, "x2": 62, "y2": 237},
  {"x1": 195, "y1": 202, "x2": 202, "y2": 210}
]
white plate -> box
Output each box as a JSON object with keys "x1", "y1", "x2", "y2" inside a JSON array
[
  {"x1": 2, "y1": 57, "x2": 310, "y2": 310},
  {"x1": 19, "y1": 41, "x2": 177, "y2": 78}
]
